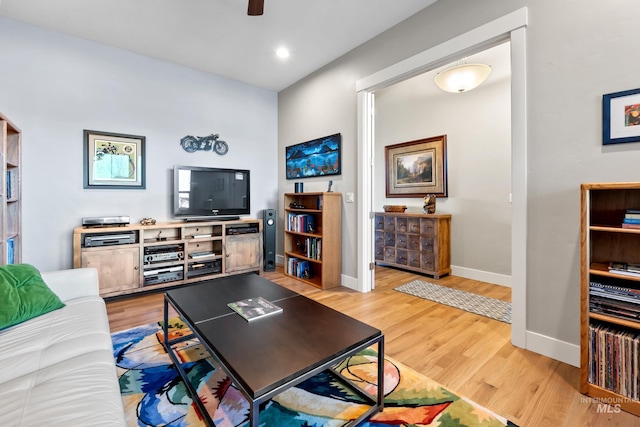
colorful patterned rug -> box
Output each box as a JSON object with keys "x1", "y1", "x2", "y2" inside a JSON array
[
  {"x1": 394, "y1": 280, "x2": 512, "y2": 324},
  {"x1": 112, "y1": 319, "x2": 518, "y2": 426}
]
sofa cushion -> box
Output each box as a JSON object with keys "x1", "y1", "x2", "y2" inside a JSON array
[
  {"x1": 0, "y1": 295, "x2": 112, "y2": 383},
  {"x1": 0, "y1": 264, "x2": 65, "y2": 330},
  {"x1": 0, "y1": 349, "x2": 126, "y2": 426}
]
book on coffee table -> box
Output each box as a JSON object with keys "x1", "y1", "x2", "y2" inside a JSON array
[{"x1": 228, "y1": 297, "x2": 283, "y2": 322}]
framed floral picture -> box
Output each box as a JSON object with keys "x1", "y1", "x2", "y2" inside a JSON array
[
  {"x1": 603, "y1": 88, "x2": 640, "y2": 145},
  {"x1": 385, "y1": 135, "x2": 447, "y2": 197},
  {"x1": 83, "y1": 130, "x2": 146, "y2": 189}
]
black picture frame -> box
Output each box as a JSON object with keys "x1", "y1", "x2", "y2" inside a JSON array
[
  {"x1": 285, "y1": 133, "x2": 341, "y2": 179},
  {"x1": 603, "y1": 88, "x2": 640, "y2": 145},
  {"x1": 83, "y1": 130, "x2": 146, "y2": 189}
]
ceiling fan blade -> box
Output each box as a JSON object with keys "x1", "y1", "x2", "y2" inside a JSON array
[{"x1": 248, "y1": 0, "x2": 264, "y2": 16}]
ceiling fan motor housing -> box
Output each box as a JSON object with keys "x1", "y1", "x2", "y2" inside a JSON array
[{"x1": 248, "y1": 0, "x2": 264, "y2": 16}]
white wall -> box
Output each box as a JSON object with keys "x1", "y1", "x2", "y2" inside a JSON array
[
  {"x1": 278, "y1": 0, "x2": 640, "y2": 361},
  {"x1": 374, "y1": 54, "x2": 512, "y2": 279},
  {"x1": 0, "y1": 18, "x2": 278, "y2": 272}
]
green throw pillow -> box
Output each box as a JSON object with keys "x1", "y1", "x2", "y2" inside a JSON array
[{"x1": 0, "y1": 264, "x2": 65, "y2": 330}]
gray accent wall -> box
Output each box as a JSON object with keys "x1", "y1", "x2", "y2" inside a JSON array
[{"x1": 278, "y1": 0, "x2": 640, "y2": 361}]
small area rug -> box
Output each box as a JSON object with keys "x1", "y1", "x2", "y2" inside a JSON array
[
  {"x1": 394, "y1": 280, "x2": 512, "y2": 324},
  {"x1": 112, "y1": 319, "x2": 518, "y2": 426}
]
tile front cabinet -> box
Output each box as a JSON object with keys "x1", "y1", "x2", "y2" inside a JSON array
[{"x1": 374, "y1": 212, "x2": 451, "y2": 278}]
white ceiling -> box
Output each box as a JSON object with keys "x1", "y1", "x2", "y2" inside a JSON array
[{"x1": 0, "y1": 0, "x2": 439, "y2": 91}]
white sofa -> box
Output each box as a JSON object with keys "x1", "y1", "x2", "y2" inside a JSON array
[{"x1": 0, "y1": 268, "x2": 126, "y2": 426}]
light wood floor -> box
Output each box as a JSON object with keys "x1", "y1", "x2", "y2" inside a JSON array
[{"x1": 106, "y1": 266, "x2": 640, "y2": 427}]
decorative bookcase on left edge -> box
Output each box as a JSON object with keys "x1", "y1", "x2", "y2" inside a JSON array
[{"x1": 0, "y1": 113, "x2": 21, "y2": 265}]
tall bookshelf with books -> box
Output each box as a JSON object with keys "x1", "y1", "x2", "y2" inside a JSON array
[
  {"x1": 581, "y1": 182, "x2": 640, "y2": 415},
  {"x1": 283, "y1": 192, "x2": 341, "y2": 289},
  {"x1": 0, "y1": 113, "x2": 21, "y2": 265}
]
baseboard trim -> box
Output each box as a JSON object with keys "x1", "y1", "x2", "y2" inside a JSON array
[
  {"x1": 525, "y1": 330, "x2": 580, "y2": 367},
  {"x1": 451, "y1": 265, "x2": 512, "y2": 288},
  {"x1": 341, "y1": 274, "x2": 358, "y2": 291}
]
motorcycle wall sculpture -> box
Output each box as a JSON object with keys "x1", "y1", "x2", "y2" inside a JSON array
[{"x1": 180, "y1": 133, "x2": 229, "y2": 155}]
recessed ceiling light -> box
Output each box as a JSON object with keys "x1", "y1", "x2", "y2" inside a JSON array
[{"x1": 276, "y1": 47, "x2": 290, "y2": 59}]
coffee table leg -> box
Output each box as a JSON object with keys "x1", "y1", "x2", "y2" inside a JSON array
[
  {"x1": 250, "y1": 400, "x2": 258, "y2": 427},
  {"x1": 377, "y1": 338, "x2": 385, "y2": 410},
  {"x1": 163, "y1": 298, "x2": 169, "y2": 348}
]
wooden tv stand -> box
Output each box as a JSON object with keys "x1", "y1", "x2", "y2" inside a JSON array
[{"x1": 73, "y1": 218, "x2": 263, "y2": 298}]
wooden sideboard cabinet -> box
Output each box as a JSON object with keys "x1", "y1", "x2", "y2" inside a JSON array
[
  {"x1": 374, "y1": 212, "x2": 451, "y2": 279},
  {"x1": 74, "y1": 219, "x2": 262, "y2": 297}
]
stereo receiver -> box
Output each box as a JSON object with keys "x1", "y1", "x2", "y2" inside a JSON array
[{"x1": 143, "y1": 244, "x2": 184, "y2": 264}]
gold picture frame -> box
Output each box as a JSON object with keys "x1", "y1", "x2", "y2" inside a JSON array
[
  {"x1": 385, "y1": 135, "x2": 447, "y2": 197},
  {"x1": 83, "y1": 130, "x2": 146, "y2": 189}
]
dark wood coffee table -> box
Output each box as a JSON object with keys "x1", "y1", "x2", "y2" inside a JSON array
[{"x1": 163, "y1": 274, "x2": 384, "y2": 427}]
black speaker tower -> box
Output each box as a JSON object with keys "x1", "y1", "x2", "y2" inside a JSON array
[{"x1": 263, "y1": 209, "x2": 276, "y2": 271}]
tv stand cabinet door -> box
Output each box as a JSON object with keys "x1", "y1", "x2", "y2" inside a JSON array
[
  {"x1": 225, "y1": 234, "x2": 262, "y2": 274},
  {"x1": 81, "y1": 246, "x2": 140, "y2": 296}
]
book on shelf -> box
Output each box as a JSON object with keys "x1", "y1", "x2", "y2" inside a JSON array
[
  {"x1": 625, "y1": 213, "x2": 640, "y2": 220},
  {"x1": 297, "y1": 236, "x2": 322, "y2": 260},
  {"x1": 622, "y1": 223, "x2": 640, "y2": 230},
  {"x1": 6, "y1": 238, "x2": 14, "y2": 264},
  {"x1": 287, "y1": 257, "x2": 312, "y2": 279},
  {"x1": 227, "y1": 297, "x2": 283, "y2": 322},
  {"x1": 6, "y1": 170, "x2": 11, "y2": 200},
  {"x1": 608, "y1": 261, "x2": 640, "y2": 277},
  {"x1": 287, "y1": 213, "x2": 316, "y2": 233},
  {"x1": 626, "y1": 209, "x2": 640, "y2": 215}
]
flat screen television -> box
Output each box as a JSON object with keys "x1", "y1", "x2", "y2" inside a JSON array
[{"x1": 173, "y1": 165, "x2": 250, "y2": 220}]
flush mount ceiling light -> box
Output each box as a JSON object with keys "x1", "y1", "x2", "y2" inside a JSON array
[
  {"x1": 276, "y1": 47, "x2": 290, "y2": 59},
  {"x1": 434, "y1": 63, "x2": 491, "y2": 93}
]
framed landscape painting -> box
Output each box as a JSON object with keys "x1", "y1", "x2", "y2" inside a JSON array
[
  {"x1": 286, "y1": 133, "x2": 341, "y2": 179},
  {"x1": 385, "y1": 135, "x2": 448, "y2": 197}
]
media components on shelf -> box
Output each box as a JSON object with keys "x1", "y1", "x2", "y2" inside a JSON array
[
  {"x1": 143, "y1": 244, "x2": 184, "y2": 264},
  {"x1": 84, "y1": 231, "x2": 136, "y2": 247},
  {"x1": 143, "y1": 266, "x2": 184, "y2": 286},
  {"x1": 82, "y1": 216, "x2": 130, "y2": 227}
]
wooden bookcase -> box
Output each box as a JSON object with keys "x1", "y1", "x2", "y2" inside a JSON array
[
  {"x1": 283, "y1": 192, "x2": 341, "y2": 289},
  {"x1": 0, "y1": 113, "x2": 21, "y2": 265},
  {"x1": 74, "y1": 219, "x2": 262, "y2": 297},
  {"x1": 580, "y1": 182, "x2": 640, "y2": 416},
  {"x1": 374, "y1": 212, "x2": 451, "y2": 279}
]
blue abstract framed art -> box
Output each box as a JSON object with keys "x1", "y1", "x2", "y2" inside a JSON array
[{"x1": 285, "y1": 133, "x2": 341, "y2": 179}]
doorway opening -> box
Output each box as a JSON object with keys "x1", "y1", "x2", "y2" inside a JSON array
[{"x1": 356, "y1": 8, "x2": 528, "y2": 347}]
